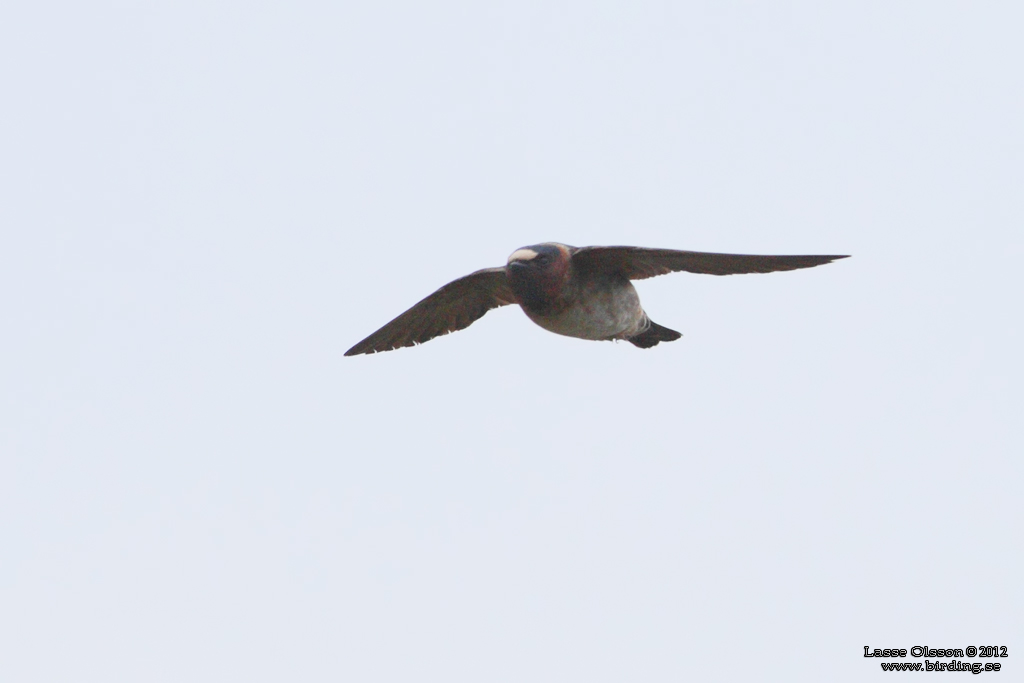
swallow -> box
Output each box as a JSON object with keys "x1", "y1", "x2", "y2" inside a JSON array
[{"x1": 345, "y1": 243, "x2": 848, "y2": 356}]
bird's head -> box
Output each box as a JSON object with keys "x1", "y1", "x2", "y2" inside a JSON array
[{"x1": 506, "y1": 243, "x2": 573, "y2": 308}]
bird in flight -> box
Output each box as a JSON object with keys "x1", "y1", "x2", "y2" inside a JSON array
[{"x1": 345, "y1": 243, "x2": 848, "y2": 356}]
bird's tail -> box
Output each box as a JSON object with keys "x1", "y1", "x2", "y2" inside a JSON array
[{"x1": 627, "y1": 320, "x2": 682, "y2": 349}]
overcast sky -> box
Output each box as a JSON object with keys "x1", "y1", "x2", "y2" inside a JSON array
[{"x1": 1, "y1": 2, "x2": 1021, "y2": 681}]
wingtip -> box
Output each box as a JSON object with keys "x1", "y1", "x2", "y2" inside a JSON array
[
  {"x1": 345, "y1": 343, "x2": 399, "y2": 357},
  {"x1": 815, "y1": 254, "x2": 851, "y2": 266}
]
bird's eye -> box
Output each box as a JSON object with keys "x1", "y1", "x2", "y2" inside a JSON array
[{"x1": 535, "y1": 253, "x2": 549, "y2": 263}]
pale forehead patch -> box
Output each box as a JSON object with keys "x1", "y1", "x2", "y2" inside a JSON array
[{"x1": 507, "y1": 248, "x2": 539, "y2": 264}]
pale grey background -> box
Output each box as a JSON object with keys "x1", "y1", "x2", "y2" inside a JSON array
[{"x1": 1, "y1": 2, "x2": 1021, "y2": 681}]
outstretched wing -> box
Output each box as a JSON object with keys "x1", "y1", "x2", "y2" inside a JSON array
[
  {"x1": 345, "y1": 267, "x2": 516, "y2": 356},
  {"x1": 572, "y1": 246, "x2": 849, "y2": 280}
]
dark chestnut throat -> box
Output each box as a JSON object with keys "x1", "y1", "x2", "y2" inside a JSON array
[{"x1": 507, "y1": 268, "x2": 570, "y2": 314}]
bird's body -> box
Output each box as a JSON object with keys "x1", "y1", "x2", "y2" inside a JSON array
[
  {"x1": 522, "y1": 272, "x2": 646, "y2": 341},
  {"x1": 345, "y1": 242, "x2": 847, "y2": 356},
  {"x1": 505, "y1": 243, "x2": 649, "y2": 342}
]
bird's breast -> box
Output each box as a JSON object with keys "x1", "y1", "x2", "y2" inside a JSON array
[{"x1": 521, "y1": 276, "x2": 646, "y2": 340}]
